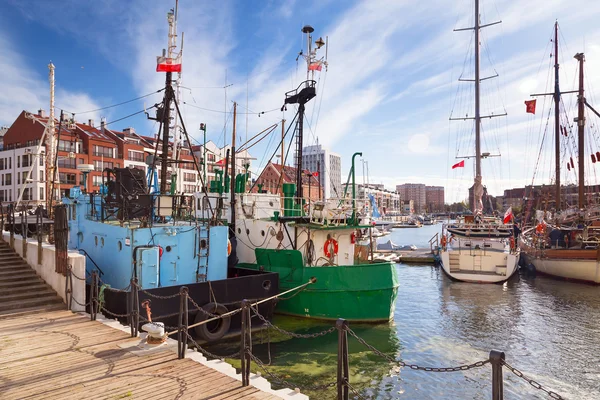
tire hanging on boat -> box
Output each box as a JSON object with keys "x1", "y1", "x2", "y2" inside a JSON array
[{"x1": 194, "y1": 302, "x2": 231, "y2": 341}]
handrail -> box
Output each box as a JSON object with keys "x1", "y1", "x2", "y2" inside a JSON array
[{"x1": 77, "y1": 248, "x2": 105, "y2": 277}]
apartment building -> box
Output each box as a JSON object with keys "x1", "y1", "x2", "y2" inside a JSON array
[{"x1": 303, "y1": 144, "x2": 342, "y2": 200}]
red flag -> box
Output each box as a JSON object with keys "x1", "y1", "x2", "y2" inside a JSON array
[
  {"x1": 525, "y1": 99, "x2": 536, "y2": 114},
  {"x1": 215, "y1": 159, "x2": 225, "y2": 166},
  {"x1": 451, "y1": 160, "x2": 465, "y2": 169},
  {"x1": 156, "y1": 55, "x2": 182, "y2": 72},
  {"x1": 313, "y1": 171, "x2": 319, "y2": 177},
  {"x1": 503, "y1": 207, "x2": 513, "y2": 224},
  {"x1": 308, "y1": 61, "x2": 323, "y2": 71}
]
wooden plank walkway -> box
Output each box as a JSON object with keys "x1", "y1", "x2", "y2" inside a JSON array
[{"x1": 0, "y1": 310, "x2": 280, "y2": 400}]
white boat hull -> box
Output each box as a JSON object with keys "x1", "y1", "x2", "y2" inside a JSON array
[
  {"x1": 440, "y1": 239, "x2": 519, "y2": 283},
  {"x1": 520, "y1": 252, "x2": 600, "y2": 284}
]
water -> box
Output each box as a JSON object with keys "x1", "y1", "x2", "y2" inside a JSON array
[{"x1": 209, "y1": 224, "x2": 600, "y2": 399}]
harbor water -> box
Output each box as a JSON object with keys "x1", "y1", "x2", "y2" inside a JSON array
[{"x1": 208, "y1": 224, "x2": 600, "y2": 399}]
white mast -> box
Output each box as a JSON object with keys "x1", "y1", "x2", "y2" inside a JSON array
[
  {"x1": 46, "y1": 63, "x2": 56, "y2": 212},
  {"x1": 168, "y1": 1, "x2": 182, "y2": 188}
]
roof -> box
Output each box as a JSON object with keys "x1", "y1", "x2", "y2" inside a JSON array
[{"x1": 75, "y1": 123, "x2": 115, "y2": 142}]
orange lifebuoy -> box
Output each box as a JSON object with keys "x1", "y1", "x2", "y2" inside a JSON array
[
  {"x1": 324, "y1": 238, "x2": 339, "y2": 258},
  {"x1": 509, "y1": 236, "x2": 515, "y2": 249},
  {"x1": 536, "y1": 222, "x2": 546, "y2": 234},
  {"x1": 440, "y1": 235, "x2": 447, "y2": 246},
  {"x1": 227, "y1": 239, "x2": 232, "y2": 256}
]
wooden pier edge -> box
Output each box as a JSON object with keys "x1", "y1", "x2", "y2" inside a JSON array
[{"x1": 0, "y1": 310, "x2": 308, "y2": 400}]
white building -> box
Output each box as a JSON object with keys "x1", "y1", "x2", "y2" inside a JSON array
[
  {"x1": 0, "y1": 145, "x2": 46, "y2": 208},
  {"x1": 192, "y1": 141, "x2": 254, "y2": 191},
  {"x1": 303, "y1": 144, "x2": 342, "y2": 200}
]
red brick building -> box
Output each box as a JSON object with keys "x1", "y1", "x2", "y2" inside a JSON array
[{"x1": 252, "y1": 162, "x2": 322, "y2": 201}]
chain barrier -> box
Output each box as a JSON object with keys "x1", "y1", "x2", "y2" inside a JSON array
[
  {"x1": 249, "y1": 353, "x2": 337, "y2": 391},
  {"x1": 502, "y1": 361, "x2": 564, "y2": 400},
  {"x1": 345, "y1": 381, "x2": 366, "y2": 400},
  {"x1": 251, "y1": 306, "x2": 336, "y2": 339},
  {"x1": 134, "y1": 282, "x2": 181, "y2": 300},
  {"x1": 346, "y1": 326, "x2": 490, "y2": 372},
  {"x1": 100, "y1": 307, "x2": 131, "y2": 319},
  {"x1": 97, "y1": 276, "x2": 131, "y2": 293},
  {"x1": 186, "y1": 332, "x2": 241, "y2": 360},
  {"x1": 71, "y1": 296, "x2": 91, "y2": 308},
  {"x1": 187, "y1": 295, "x2": 220, "y2": 318},
  {"x1": 68, "y1": 268, "x2": 88, "y2": 282}
]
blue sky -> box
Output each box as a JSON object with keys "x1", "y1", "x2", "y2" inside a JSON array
[{"x1": 2, "y1": 0, "x2": 600, "y2": 203}]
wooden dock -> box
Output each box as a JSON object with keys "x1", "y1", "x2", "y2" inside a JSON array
[
  {"x1": 0, "y1": 310, "x2": 285, "y2": 399},
  {"x1": 374, "y1": 249, "x2": 439, "y2": 264}
]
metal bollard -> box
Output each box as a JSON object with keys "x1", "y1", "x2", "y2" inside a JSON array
[
  {"x1": 178, "y1": 286, "x2": 189, "y2": 359},
  {"x1": 64, "y1": 267, "x2": 73, "y2": 311},
  {"x1": 336, "y1": 319, "x2": 349, "y2": 400},
  {"x1": 9, "y1": 205, "x2": 14, "y2": 249},
  {"x1": 36, "y1": 207, "x2": 43, "y2": 265},
  {"x1": 21, "y1": 211, "x2": 27, "y2": 258},
  {"x1": 490, "y1": 350, "x2": 505, "y2": 400},
  {"x1": 240, "y1": 299, "x2": 252, "y2": 387}
]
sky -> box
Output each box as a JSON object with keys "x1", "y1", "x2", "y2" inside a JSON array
[{"x1": 2, "y1": 0, "x2": 600, "y2": 204}]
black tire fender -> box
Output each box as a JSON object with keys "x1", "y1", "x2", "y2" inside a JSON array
[{"x1": 194, "y1": 302, "x2": 231, "y2": 342}]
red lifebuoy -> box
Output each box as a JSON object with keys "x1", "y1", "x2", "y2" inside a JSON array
[
  {"x1": 324, "y1": 238, "x2": 339, "y2": 258},
  {"x1": 227, "y1": 240, "x2": 232, "y2": 256},
  {"x1": 536, "y1": 223, "x2": 546, "y2": 234},
  {"x1": 509, "y1": 236, "x2": 515, "y2": 249}
]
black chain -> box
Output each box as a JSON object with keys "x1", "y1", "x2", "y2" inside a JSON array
[
  {"x1": 346, "y1": 327, "x2": 490, "y2": 372},
  {"x1": 71, "y1": 296, "x2": 91, "y2": 307},
  {"x1": 136, "y1": 285, "x2": 181, "y2": 299},
  {"x1": 97, "y1": 277, "x2": 131, "y2": 293},
  {"x1": 68, "y1": 268, "x2": 88, "y2": 282},
  {"x1": 138, "y1": 316, "x2": 179, "y2": 331},
  {"x1": 187, "y1": 295, "x2": 220, "y2": 318},
  {"x1": 186, "y1": 332, "x2": 241, "y2": 359},
  {"x1": 251, "y1": 306, "x2": 336, "y2": 338},
  {"x1": 502, "y1": 361, "x2": 564, "y2": 399},
  {"x1": 100, "y1": 307, "x2": 131, "y2": 318},
  {"x1": 249, "y1": 353, "x2": 337, "y2": 391},
  {"x1": 345, "y1": 380, "x2": 367, "y2": 400}
]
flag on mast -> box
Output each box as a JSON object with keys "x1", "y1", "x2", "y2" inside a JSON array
[
  {"x1": 156, "y1": 55, "x2": 182, "y2": 72},
  {"x1": 308, "y1": 61, "x2": 323, "y2": 71},
  {"x1": 525, "y1": 99, "x2": 536, "y2": 114},
  {"x1": 451, "y1": 160, "x2": 465, "y2": 169},
  {"x1": 503, "y1": 207, "x2": 513, "y2": 224}
]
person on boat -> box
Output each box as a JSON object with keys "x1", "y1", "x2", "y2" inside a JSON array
[{"x1": 513, "y1": 222, "x2": 521, "y2": 240}]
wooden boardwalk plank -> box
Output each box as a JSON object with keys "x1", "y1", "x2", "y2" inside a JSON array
[{"x1": 0, "y1": 311, "x2": 278, "y2": 400}]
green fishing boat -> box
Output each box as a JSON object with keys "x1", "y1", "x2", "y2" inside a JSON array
[{"x1": 230, "y1": 24, "x2": 399, "y2": 322}]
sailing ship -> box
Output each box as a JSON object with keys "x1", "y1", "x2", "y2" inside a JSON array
[
  {"x1": 199, "y1": 25, "x2": 399, "y2": 322},
  {"x1": 58, "y1": 4, "x2": 280, "y2": 341},
  {"x1": 519, "y1": 22, "x2": 600, "y2": 284},
  {"x1": 439, "y1": 0, "x2": 520, "y2": 283}
]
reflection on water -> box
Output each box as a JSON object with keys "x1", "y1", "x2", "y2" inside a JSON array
[{"x1": 207, "y1": 224, "x2": 600, "y2": 399}]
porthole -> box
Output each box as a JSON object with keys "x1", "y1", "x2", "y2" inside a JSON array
[
  {"x1": 95, "y1": 236, "x2": 98, "y2": 246},
  {"x1": 237, "y1": 228, "x2": 241, "y2": 234},
  {"x1": 118, "y1": 241, "x2": 122, "y2": 251},
  {"x1": 166, "y1": 245, "x2": 172, "y2": 252},
  {"x1": 261, "y1": 230, "x2": 265, "y2": 237},
  {"x1": 269, "y1": 201, "x2": 274, "y2": 207},
  {"x1": 246, "y1": 229, "x2": 250, "y2": 235},
  {"x1": 262, "y1": 280, "x2": 271, "y2": 290}
]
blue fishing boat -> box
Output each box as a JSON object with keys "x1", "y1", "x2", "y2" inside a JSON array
[{"x1": 61, "y1": 4, "x2": 279, "y2": 341}]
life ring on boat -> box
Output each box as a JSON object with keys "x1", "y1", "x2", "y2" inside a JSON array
[
  {"x1": 509, "y1": 236, "x2": 515, "y2": 250},
  {"x1": 194, "y1": 302, "x2": 231, "y2": 342},
  {"x1": 324, "y1": 238, "x2": 339, "y2": 258},
  {"x1": 440, "y1": 235, "x2": 447, "y2": 248},
  {"x1": 227, "y1": 239, "x2": 232, "y2": 256}
]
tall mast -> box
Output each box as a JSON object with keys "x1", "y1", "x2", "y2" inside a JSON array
[
  {"x1": 554, "y1": 22, "x2": 561, "y2": 210},
  {"x1": 46, "y1": 63, "x2": 56, "y2": 213},
  {"x1": 474, "y1": 0, "x2": 481, "y2": 182},
  {"x1": 159, "y1": 9, "x2": 176, "y2": 194},
  {"x1": 575, "y1": 52, "x2": 585, "y2": 209}
]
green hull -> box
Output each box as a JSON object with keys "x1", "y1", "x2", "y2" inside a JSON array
[{"x1": 240, "y1": 249, "x2": 399, "y2": 322}]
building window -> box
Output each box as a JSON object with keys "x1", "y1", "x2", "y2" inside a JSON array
[
  {"x1": 22, "y1": 188, "x2": 31, "y2": 201},
  {"x1": 17, "y1": 156, "x2": 20, "y2": 168},
  {"x1": 39, "y1": 156, "x2": 44, "y2": 166},
  {"x1": 58, "y1": 158, "x2": 77, "y2": 169},
  {"x1": 0, "y1": 159, "x2": 4, "y2": 171},
  {"x1": 5, "y1": 173, "x2": 11, "y2": 185},
  {"x1": 207, "y1": 154, "x2": 215, "y2": 162},
  {"x1": 128, "y1": 150, "x2": 145, "y2": 162},
  {"x1": 39, "y1": 187, "x2": 44, "y2": 201},
  {"x1": 78, "y1": 158, "x2": 85, "y2": 165},
  {"x1": 93, "y1": 145, "x2": 113, "y2": 157},
  {"x1": 21, "y1": 154, "x2": 31, "y2": 168},
  {"x1": 93, "y1": 160, "x2": 114, "y2": 170},
  {"x1": 22, "y1": 171, "x2": 28, "y2": 183},
  {"x1": 183, "y1": 172, "x2": 196, "y2": 182},
  {"x1": 39, "y1": 170, "x2": 44, "y2": 183},
  {"x1": 92, "y1": 175, "x2": 103, "y2": 187},
  {"x1": 57, "y1": 140, "x2": 76, "y2": 152},
  {"x1": 59, "y1": 173, "x2": 77, "y2": 185}
]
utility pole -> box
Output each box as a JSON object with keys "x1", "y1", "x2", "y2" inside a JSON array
[{"x1": 575, "y1": 52, "x2": 585, "y2": 209}]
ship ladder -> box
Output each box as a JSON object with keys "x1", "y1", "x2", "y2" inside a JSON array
[
  {"x1": 449, "y1": 252, "x2": 460, "y2": 272},
  {"x1": 197, "y1": 225, "x2": 210, "y2": 282}
]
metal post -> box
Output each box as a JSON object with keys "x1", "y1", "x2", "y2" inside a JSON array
[
  {"x1": 130, "y1": 278, "x2": 139, "y2": 337},
  {"x1": 64, "y1": 266, "x2": 73, "y2": 311},
  {"x1": 21, "y1": 210, "x2": 27, "y2": 258},
  {"x1": 37, "y1": 206, "x2": 43, "y2": 265},
  {"x1": 240, "y1": 299, "x2": 252, "y2": 386},
  {"x1": 90, "y1": 271, "x2": 98, "y2": 321},
  {"x1": 490, "y1": 350, "x2": 505, "y2": 400},
  {"x1": 178, "y1": 286, "x2": 189, "y2": 359},
  {"x1": 350, "y1": 152, "x2": 362, "y2": 225},
  {"x1": 336, "y1": 319, "x2": 349, "y2": 400},
  {"x1": 9, "y1": 204, "x2": 14, "y2": 249}
]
